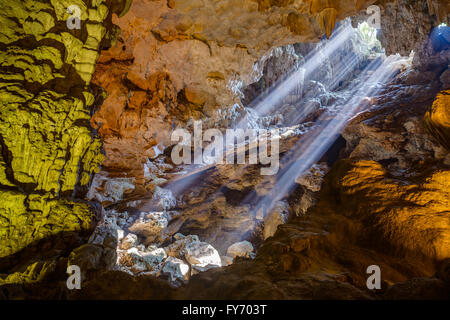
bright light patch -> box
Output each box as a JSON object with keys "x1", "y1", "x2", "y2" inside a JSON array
[{"x1": 251, "y1": 54, "x2": 406, "y2": 218}]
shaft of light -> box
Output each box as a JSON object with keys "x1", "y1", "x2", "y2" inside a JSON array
[
  {"x1": 288, "y1": 52, "x2": 364, "y2": 125},
  {"x1": 243, "y1": 23, "x2": 354, "y2": 120},
  {"x1": 253, "y1": 55, "x2": 403, "y2": 217},
  {"x1": 154, "y1": 24, "x2": 377, "y2": 201}
]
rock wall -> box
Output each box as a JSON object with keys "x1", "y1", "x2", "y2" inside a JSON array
[
  {"x1": 425, "y1": 90, "x2": 450, "y2": 150},
  {"x1": 0, "y1": 0, "x2": 130, "y2": 266},
  {"x1": 377, "y1": 0, "x2": 447, "y2": 56},
  {"x1": 91, "y1": 0, "x2": 384, "y2": 177}
]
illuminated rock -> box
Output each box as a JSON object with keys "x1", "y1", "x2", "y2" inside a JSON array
[
  {"x1": 220, "y1": 256, "x2": 234, "y2": 266},
  {"x1": 263, "y1": 201, "x2": 290, "y2": 240},
  {"x1": 226, "y1": 241, "x2": 254, "y2": 259},
  {"x1": 120, "y1": 233, "x2": 138, "y2": 250},
  {"x1": 91, "y1": 0, "x2": 387, "y2": 177},
  {"x1": 120, "y1": 246, "x2": 167, "y2": 274},
  {"x1": 162, "y1": 256, "x2": 190, "y2": 285},
  {"x1": 184, "y1": 241, "x2": 222, "y2": 273},
  {"x1": 152, "y1": 187, "x2": 177, "y2": 211},
  {"x1": 164, "y1": 234, "x2": 200, "y2": 259},
  {"x1": 329, "y1": 159, "x2": 450, "y2": 261},
  {"x1": 295, "y1": 163, "x2": 329, "y2": 192},
  {"x1": 424, "y1": 90, "x2": 450, "y2": 150},
  {"x1": 128, "y1": 212, "x2": 170, "y2": 244}
]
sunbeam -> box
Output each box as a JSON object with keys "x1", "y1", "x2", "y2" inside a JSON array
[
  {"x1": 243, "y1": 22, "x2": 355, "y2": 121},
  {"x1": 163, "y1": 22, "x2": 367, "y2": 196},
  {"x1": 251, "y1": 54, "x2": 406, "y2": 218}
]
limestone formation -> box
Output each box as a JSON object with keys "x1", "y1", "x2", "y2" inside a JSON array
[
  {"x1": 1, "y1": 0, "x2": 450, "y2": 302},
  {"x1": 164, "y1": 234, "x2": 200, "y2": 259},
  {"x1": 119, "y1": 246, "x2": 167, "y2": 274},
  {"x1": 295, "y1": 163, "x2": 329, "y2": 192},
  {"x1": 91, "y1": 0, "x2": 400, "y2": 178},
  {"x1": 0, "y1": 0, "x2": 131, "y2": 262},
  {"x1": 120, "y1": 233, "x2": 138, "y2": 250},
  {"x1": 128, "y1": 212, "x2": 170, "y2": 244}
]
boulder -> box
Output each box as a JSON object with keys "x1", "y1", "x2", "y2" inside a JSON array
[
  {"x1": 128, "y1": 212, "x2": 169, "y2": 244},
  {"x1": 424, "y1": 90, "x2": 450, "y2": 150},
  {"x1": 184, "y1": 87, "x2": 208, "y2": 106},
  {"x1": 87, "y1": 172, "x2": 135, "y2": 204},
  {"x1": 227, "y1": 241, "x2": 254, "y2": 259},
  {"x1": 89, "y1": 224, "x2": 120, "y2": 249},
  {"x1": 164, "y1": 234, "x2": 200, "y2": 259},
  {"x1": 184, "y1": 242, "x2": 222, "y2": 273},
  {"x1": 120, "y1": 246, "x2": 167, "y2": 274},
  {"x1": 89, "y1": 209, "x2": 129, "y2": 254},
  {"x1": 440, "y1": 69, "x2": 450, "y2": 88},
  {"x1": 120, "y1": 233, "x2": 138, "y2": 250},
  {"x1": 162, "y1": 256, "x2": 190, "y2": 286}
]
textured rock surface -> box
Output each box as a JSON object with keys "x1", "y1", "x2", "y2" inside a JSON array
[
  {"x1": 87, "y1": 172, "x2": 135, "y2": 205},
  {"x1": 119, "y1": 233, "x2": 138, "y2": 250},
  {"x1": 184, "y1": 241, "x2": 222, "y2": 273},
  {"x1": 227, "y1": 241, "x2": 254, "y2": 259},
  {"x1": 342, "y1": 82, "x2": 448, "y2": 169},
  {"x1": 378, "y1": 0, "x2": 443, "y2": 56},
  {"x1": 1, "y1": 0, "x2": 450, "y2": 301},
  {"x1": 425, "y1": 90, "x2": 450, "y2": 150},
  {"x1": 384, "y1": 277, "x2": 449, "y2": 300},
  {"x1": 0, "y1": 0, "x2": 131, "y2": 266},
  {"x1": 295, "y1": 163, "x2": 329, "y2": 192},
  {"x1": 86, "y1": 20, "x2": 388, "y2": 258},
  {"x1": 263, "y1": 201, "x2": 290, "y2": 239},
  {"x1": 328, "y1": 159, "x2": 450, "y2": 260},
  {"x1": 90, "y1": 0, "x2": 394, "y2": 177},
  {"x1": 162, "y1": 256, "x2": 190, "y2": 286}
]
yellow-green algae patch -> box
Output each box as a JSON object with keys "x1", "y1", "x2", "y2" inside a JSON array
[
  {"x1": 0, "y1": 0, "x2": 132, "y2": 267},
  {"x1": 0, "y1": 191, "x2": 95, "y2": 258},
  {"x1": 0, "y1": 260, "x2": 57, "y2": 286}
]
